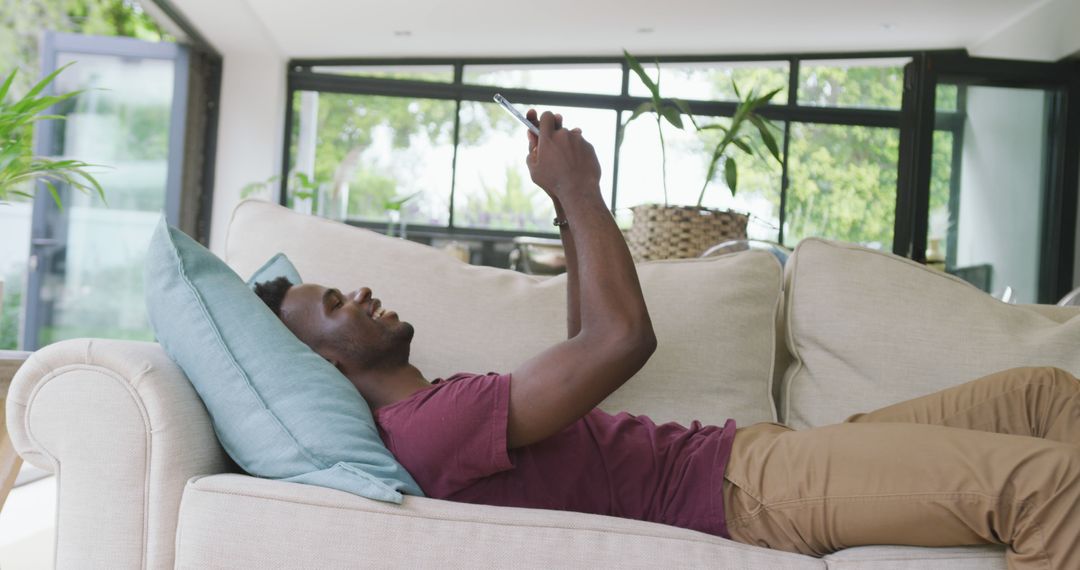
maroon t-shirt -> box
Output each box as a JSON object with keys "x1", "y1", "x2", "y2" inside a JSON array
[{"x1": 374, "y1": 372, "x2": 738, "y2": 538}]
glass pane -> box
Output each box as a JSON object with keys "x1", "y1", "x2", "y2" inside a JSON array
[
  {"x1": 785, "y1": 123, "x2": 900, "y2": 249},
  {"x1": 798, "y1": 58, "x2": 909, "y2": 109},
  {"x1": 936, "y1": 84, "x2": 959, "y2": 113},
  {"x1": 926, "y1": 130, "x2": 955, "y2": 269},
  {"x1": 310, "y1": 65, "x2": 454, "y2": 82},
  {"x1": 36, "y1": 52, "x2": 176, "y2": 345},
  {"x1": 627, "y1": 60, "x2": 789, "y2": 103},
  {"x1": 615, "y1": 115, "x2": 784, "y2": 242},
  {"x1": 0, "y1": 196, "x2": 32, "y2": 349},
  {"x1": 930, "y1": 85, "x2": 1050, "y2": 303},
  {"x1": 464, "y1": 63, "x2": 623, "y2": 95},
  {"x1": 288, "y1": 91, "x2": 456, "y2": 225},
  {"x1": 454, "y1": 102, "x2": 616, "y2": 231}
]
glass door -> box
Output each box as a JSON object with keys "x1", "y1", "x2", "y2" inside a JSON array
[
  {"x1": 23, "y1": 32, "x2": 188, "y2": 349},
  {"x1": 927, "y1": 83, "x2": 1056, "y2": 303},
  {"x1": 897, "y1": 54, "x2": 1080, "y2": 304}
]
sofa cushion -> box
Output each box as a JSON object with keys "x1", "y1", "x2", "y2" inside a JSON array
[
  {"x1": 821, "y1": 545, "x2": 1006, "y2": 569},
  {"x1": 782, "y1": 238, "x2": 1080, "y2": 429},
  {"x1": 225, "y1": 200, "x2": 782, "y2": 428},
  {"x1": 144, "y1": 218, "x2": 422, "y2": 502},
  {"x1": 176, "y1": 474, "x2": 824, "y2": 569},
  {"x1": 246, "y1": 252, "x2": 302, "y2": 287}
]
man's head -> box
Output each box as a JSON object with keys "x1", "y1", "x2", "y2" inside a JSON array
[{"x1": 254, "y1": 277, "x2": 415, "y2": 374}]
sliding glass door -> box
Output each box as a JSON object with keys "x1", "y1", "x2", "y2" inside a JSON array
[
  {"x1": 23, "y1": 32, "x2": 188, "y2": 349},
  {"x1": 897, "y1": 54, "x2": 1080, "y2": 304}
]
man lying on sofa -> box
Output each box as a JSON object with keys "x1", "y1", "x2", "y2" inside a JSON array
[{"x1": 255, "y1": 110, "x2": 1079, "y2": 569}]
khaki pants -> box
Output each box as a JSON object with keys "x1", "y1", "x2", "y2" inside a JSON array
[{"x1": 722, "y1": 367, "x2": 1080, "y2": 569}]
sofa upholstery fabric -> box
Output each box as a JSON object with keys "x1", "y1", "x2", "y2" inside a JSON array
[
  {"x1": 245, "y1": 251, "x2": 302, "y2": 287},
  {"x1": 226, "y1": 200, "x2": 783, "y2": 428},
  {"x1": 5, "y1": 339, "x2": 230, "y2": 569},
  {"x1": 782, "y1": 238, "x2": 1080, "y2": 429},
  {"x1": 176, "y1": 474, "x2": 824, "y2": 569},
  {"x1": 11, "y1": 203, "x2": 1075, "y2": 568}
]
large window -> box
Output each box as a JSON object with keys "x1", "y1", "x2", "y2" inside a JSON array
[{"x1": 283, "y1": 55, "x2": 965, "y2": 252}]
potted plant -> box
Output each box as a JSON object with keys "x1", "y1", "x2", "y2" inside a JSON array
[
  {"x1": 618, "y1": 50, "x2": 782, "y2": 261},
  {"x1": 0, "y1": 64, "x2": 104, "y2": 208}
]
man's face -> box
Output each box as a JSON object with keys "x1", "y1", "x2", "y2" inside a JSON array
[{"x1": 279, "y1": 283, "x2": 415, "y2": 371}]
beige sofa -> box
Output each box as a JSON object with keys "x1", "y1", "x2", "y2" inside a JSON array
[{"x1": 9, "y1": 199, "x2": 1080, "y2": 569}]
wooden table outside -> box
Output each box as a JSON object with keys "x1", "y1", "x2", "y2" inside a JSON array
[{"x1": 1, "y1": 350, "x2": 31, "y2": 512}]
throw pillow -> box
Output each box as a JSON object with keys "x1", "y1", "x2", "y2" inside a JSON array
[
  {"x1": 144, "y1": 217, "x2": 423, "y2": 502},
  {"x1": 782, "y1": 237, "x2": 1080, "y2": 429},
  {"x1": 246, "y1": 252, "x2": 302, "y2": 288}
]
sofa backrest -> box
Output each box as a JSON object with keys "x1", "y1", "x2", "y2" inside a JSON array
[
  {"x1": 780, "y1": 238, "x2": 1080, "y2": 429},
  {"x1": 226, "y1": 200, "x2": 783, "y2": 428}
]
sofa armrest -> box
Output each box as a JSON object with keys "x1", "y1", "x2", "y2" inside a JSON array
[{"x1": 5, "y1": 338, "x2": 230, "y2": 570}]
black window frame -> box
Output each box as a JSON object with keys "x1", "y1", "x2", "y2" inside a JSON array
[
  {"x1": 282, "y1": 50, "x2": 1079, "y2": 301},
  {"x1": 896, "y1": 52, "x2": 1080, "y2": 302}
]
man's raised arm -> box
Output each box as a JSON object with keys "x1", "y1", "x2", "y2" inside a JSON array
[
  {"x1": 506, "y1": 111, "x2": 656, "y2": 449},
  {"x1": 526, "y1": 108, "x2": 580, "y2": 339}
]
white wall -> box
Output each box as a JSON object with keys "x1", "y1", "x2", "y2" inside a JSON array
[
  {"x1": 955, "y1": 87, "x2": 1047, "y2": 303},
  {"x1": 169, "y1": 0, "x2": 287, "y2": 255},
  {"x1": 207, "y1": 52, "x2": 286, "y2": 254},
  {"x1": 971, "y1": 0, "x2": 1080, "y2": 62}
]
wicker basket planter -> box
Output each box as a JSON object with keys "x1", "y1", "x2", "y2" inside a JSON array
[{"x1": 624, "y1": 204, "x2": 749, "y2": 262}]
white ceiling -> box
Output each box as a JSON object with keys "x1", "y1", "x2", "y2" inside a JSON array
[
  {"x1": 166, "y1": 0, "x2": 1080, "y2": 65},
  {"x1": 222, "y1": 0, "x2": 1055, "y2": 59}
]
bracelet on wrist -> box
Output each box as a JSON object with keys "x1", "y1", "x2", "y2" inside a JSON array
[{"x1": 553, "y1": 217, "x2": 569, "y2": 227}]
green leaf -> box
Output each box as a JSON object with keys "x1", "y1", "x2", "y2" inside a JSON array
[
  {"x1": 0, "y1": 69, "x2": 16, "y2": 103},
  {"x1": 293, "y1": 171, "x2": 319, "y2": 190},
  {"x1": 22, "y1": 63, "x2": 74, "y2": 102},
  {"x1": 623, "y1": 50, "x2": 659, "y2": 99},
  {"x1": 659, "y1": 104, "x2": 683, "y2": 129},
  {"x1": 626, "y1": 101, "x2": 654, "y2": 124},
  {"x1": 670, "y1": 98, "x2": 699, "y2": 130},
  {"x1": 383, "y1": 190, "x2": 421, "y2": 211},
  {"x1": 617, "y1": 101, "x2": 655, "y2": 149},
  {"x1": 732, "y1": 137, "x2": 754, "y2": 155},
  {"x1": 44, "y1": 180, "x2": 63, "y2": 210},
  {"x1": 698, "y1": 124, "x2": 730, "y2": 134},
  {"x1": 750, "y1": 115, "x2": 781, "y2": 162},
  {"x1": 725, "y1": 156, "x2": 738, "y2": 196},
  {"x1": 756, "y1": 87, "x2": 783, "y2": 105},
  {"x1": 0, "y1": 144, "x2": 19, "y2": 171},
  {"x1": 240, "y1": 182, "x2": 264, "y2": 199}
]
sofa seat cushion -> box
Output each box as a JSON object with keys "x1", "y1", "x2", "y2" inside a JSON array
[
  {"x1": 821, "y1": 545, "x2": 1006, "y2": 569},
  {"x1": 226, "y1": 200, "x2": 783, "y2": 428},
  {"x1": 782, "y1": 238, "x2": 1080, "y2": 429},
  {"x1": 176, "y1": 474, "x2": 823, "y2": 569}
]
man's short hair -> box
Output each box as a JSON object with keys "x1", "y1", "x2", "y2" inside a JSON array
[{"x1": 253, "y1": 276, "x2": 294, "y2": 318}]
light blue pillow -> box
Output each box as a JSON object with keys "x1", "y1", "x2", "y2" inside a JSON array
[
  {"x1": 144, "y1": 217, "x2": 423, "y2": 502},
  {"x1": 246, "y1": 252, "x2": 302, "y2": 288}
]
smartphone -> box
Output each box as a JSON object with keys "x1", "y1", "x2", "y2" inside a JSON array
[{"x1": 493, "y1": 93, "x2": 541, "y2": 136}]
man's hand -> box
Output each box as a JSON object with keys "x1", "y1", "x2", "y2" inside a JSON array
[{"x1": 525, "y1": 110, "x2": 600, "y2": 203}]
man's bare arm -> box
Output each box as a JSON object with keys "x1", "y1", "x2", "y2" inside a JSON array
[
  {"x1": 554, "y1": 201, "x2": 580, "y2": 338},
  {"x1": 508, "y1": 111, "x2": 655, "y2": 448},
  {"x1": 526, "y1": 109, "x2": 580, "y2": 339}
]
